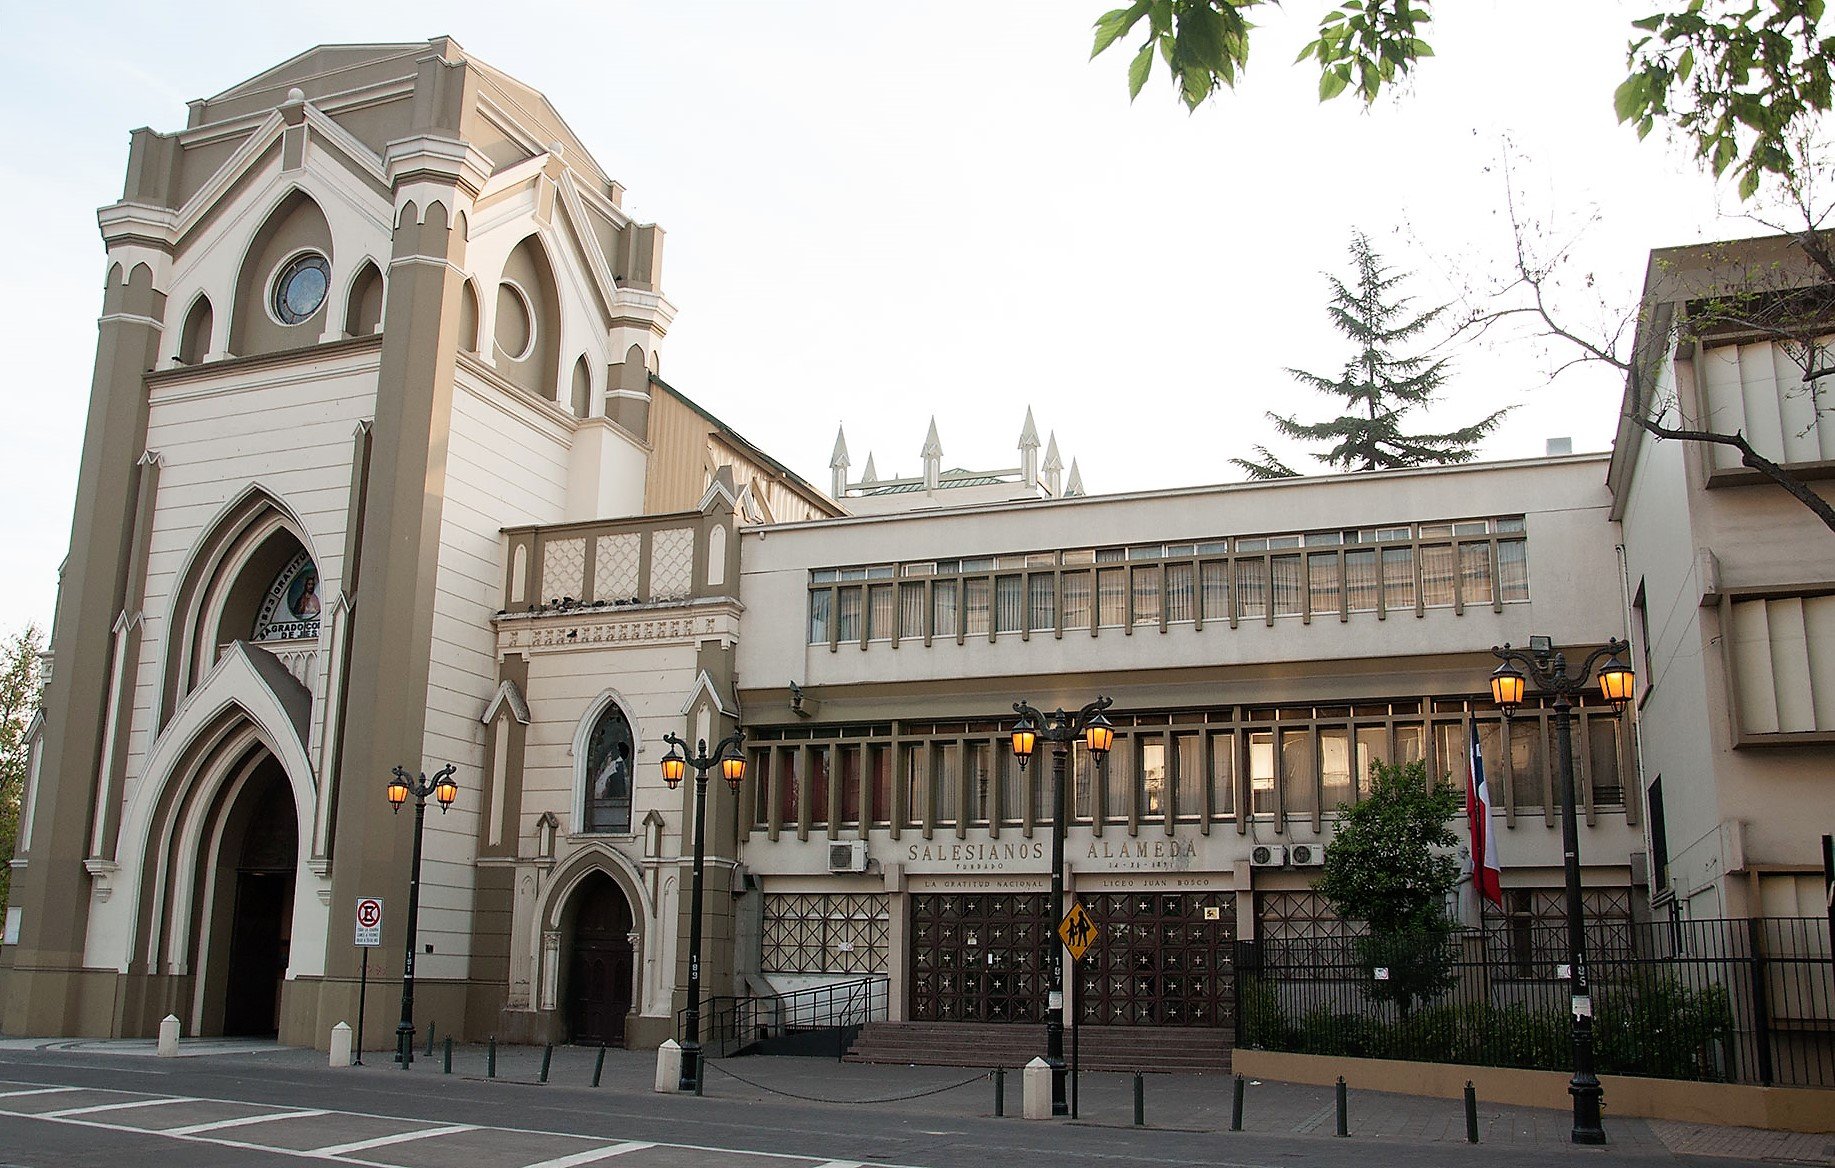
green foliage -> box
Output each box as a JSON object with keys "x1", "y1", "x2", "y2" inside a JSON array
[
  {"x1": 1092, "y1": 1, "x2": 1831, "y2": 201},
  {"x1": 1619, "y1": 1, "x2": 1834, "y2": 200},
  {"x1": 1230, "y1": 234, "x2": 1510, "y2": 479},
  {"x1": 1241, "y1": 970, "x2": 1737, "y2": 1081},
  {"x1": 0, "y1": 625, "x2": 43, "y2": 916}
]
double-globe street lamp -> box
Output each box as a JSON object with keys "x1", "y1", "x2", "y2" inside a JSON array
[
  {"x1": 660, "y1": 729, "x2": 746, "y2": 1091},
  {"x1": 1009, "y1": 696, "x2": 1115, "y2": 1117},
  {"x1": 1488, "y1": 637, "x2": 1633, "y2": 1145},
  {"x1": 386, "y1": 763, "x2": 458, "y2": 1068}
]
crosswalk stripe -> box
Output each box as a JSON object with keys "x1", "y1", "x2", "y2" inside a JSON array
[
  {"x1": 164, "y1": 1108, "x2": 329, "y2": 1136},
  {"x1": 42, "y1": 1096, "x2": 198, "y2": 1118},
  {"x1": 310, "y1": 1123, "x2": 475, "y2": 1156},
  {"x1": 516, "y1": 1142, "x2": 657, "y2": 1168}
]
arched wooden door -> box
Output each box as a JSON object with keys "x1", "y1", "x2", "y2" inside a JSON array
[{"x1": 567, "y1": 874, "x2": 634, "y2": 1045}]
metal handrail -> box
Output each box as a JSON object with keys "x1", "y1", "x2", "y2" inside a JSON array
[{"x1": 677, "y1": 975, "x2": 888, "y2": 1058}]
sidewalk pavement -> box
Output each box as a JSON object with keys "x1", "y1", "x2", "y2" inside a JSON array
[{"x1": 6, "y1": 1036, "x2": 1831, "y2": 1165}]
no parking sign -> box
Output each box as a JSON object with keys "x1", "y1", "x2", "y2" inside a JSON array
[{"x1": 355, "y1": 897, "x2": 383, "y2": 947}]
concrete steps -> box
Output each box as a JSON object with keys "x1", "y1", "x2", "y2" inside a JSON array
[{"x1": 843, "y1": 1022, "x2": 1232, "y2": 1074}]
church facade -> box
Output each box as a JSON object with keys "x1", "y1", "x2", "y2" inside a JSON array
[{"x1": 5, "y1": 40, "x2": 1825, "y2": 1055}]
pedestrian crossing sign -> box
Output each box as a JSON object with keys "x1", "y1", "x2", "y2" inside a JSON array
[{"x1": 1058, "y1": 900, "x2": 1099, "y2": 962}]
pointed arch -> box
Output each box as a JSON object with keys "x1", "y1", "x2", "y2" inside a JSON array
[
  {"x1": 572, "y1": 688, "x2": 642, "y2": 835},
  {"x1": 458, "y1": 279, "x2": 481, "y2": 354},
  {"x1": 230, "y1": 188, "x2": 334, "y2": 357},
  {"x1": 156, "y1": 483, "x2": 322, "y2": 731},
  {"x1": 177, "y1": 292, "x2": 214, "y2": 364},
  {"x1": 570, "y1": 354, "x2": 591, "y2": 418},
  {"x1": 342, "y1": 259, "x2": 383, "y2": 337},
  {"x1": 495, "y1": 233, "x2": 562, "y2": 400}
]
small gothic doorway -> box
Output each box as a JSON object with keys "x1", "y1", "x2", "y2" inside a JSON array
[
  {"x1": 565, "y1": 873, "x2": 634, "y2": 1045},
  {"x1": 214, "y1": 762, "x2": 297, "y2": 1036}
]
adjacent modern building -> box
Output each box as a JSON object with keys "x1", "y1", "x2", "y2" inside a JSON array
[{"x1": 2, "y1": 40, "x2": 1826, "y2": 1061}]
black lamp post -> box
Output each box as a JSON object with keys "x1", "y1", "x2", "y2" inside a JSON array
[
  {"x1": 1488, "y1": 637, "x2": 1633, "y2": 1145},
  {"x1": 1009, "y1": 696, "x2": 1114, "y2": 1117},
  {"x1": 660, "y1": 728, "x2": 746, "y2": 1091},
  {"x1": 385, "y1": 763, "x2": 457, "y2": 1069}
]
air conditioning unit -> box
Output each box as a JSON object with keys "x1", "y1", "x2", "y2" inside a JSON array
[
  {"x1": 827, "y1": 840, "x2": 868, "y2": 874},
  {"x1": 1249, "y1": 844, "x2": 1287, "y2": 868},
  {"x1": 1288, "y1": 843, "x2": 1326, "y2": 867}
]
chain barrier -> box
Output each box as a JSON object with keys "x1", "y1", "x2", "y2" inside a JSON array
[{"x1": 701, "y1": 1059, "x2": 991, "y2": 1104}]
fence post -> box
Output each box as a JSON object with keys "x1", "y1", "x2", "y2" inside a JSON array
[
  {"x1": 1747, "y1": 916, "x2": 1775, "y2": 1087},
  {"x1": 994, "y1": 1068, "x2": 1005, "y2": 1117}
]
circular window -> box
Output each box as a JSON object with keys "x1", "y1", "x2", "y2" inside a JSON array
[
  {"x1": 495, "y1": 283, "x2": 533, "y2": 360},
  {"x1": 272, "y1": 253, "x2": 330, "y2": 325}
]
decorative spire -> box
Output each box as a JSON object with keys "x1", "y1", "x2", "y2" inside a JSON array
[
  {"x1": 861, "y1": 452, "x2": 879, "y2": 484},
  {"x1": 1065, "y1": 457, "x2": 1085, "y2": 497},
  {"x1": 1042, "y1": 432, "x2": 1064, "y2": 497},
  {"x1": 829, "y1": 426, "x2": 851, "y2": 499},
  {"x1": 922, "y1": 417, "x2": 942, "y2": 494},
  {"x1": 1019, "y1": 407, "x2": 1041, "y2": 487}
]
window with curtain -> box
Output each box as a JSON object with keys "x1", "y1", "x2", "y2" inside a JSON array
[
  {"x1": 1459, "y1": 543, "x2": 1494, "y2": 606},
  {"x1": 837, "y1": 588, "x2": 862, "y2": 642},
  {"x1": 932, "y1": 743, "x2": 960, "y2": 825},
  {"x1": 1498, "y1": 539, "x2": 1529, "y2": 601},
  {"x1": 1433, "y1": 722, "x2": 1466, "y2": 807},
  {"x1": 752, "y1": 748, "x2": 772, "y2": 826},
  {"x1": 1210, "y1": 732, "x2": 1236, "y2": 819},
  {"x1": 1419, "y1": 544, "x2": 1456, "y2": 607},
  {"x1": 868, "y1": 745, "x2": 892, "y2": 825},
  {"x1": 778, "y1": 746, "x2": 800, "y2": 828},
  {"x1": 1105, "y1": 737, "x2": 1131, "y2": 821},
  {"x1": 899, "y1": 582, "x2": 926, "y2": 639},
  {"x1": 966, "y1": 742, "x2": 993, "y2": 823},
  {"x1": 1165, "y1": 563, "x2": 1194, "y2": 623},
  {"x1": 1237, "y1": 561, "x2": 1268, "y2": 620},
  {"x1": 1200, "y1": 561, "x2": 1229, "y2": 621},
  {"x1": 583, "y1": 702, "x2": 636, "y2": 833},
  {"x1": 1393, "y1": 723, "x2": 1425, "y2": 765},
  {"x1": 933, "y1": 581, "x2": 958, "y2": 639},
  {"x1": 995, "y1": 576, "x2": 1024, "y2": 634},
  {"x1": 903, "y1": 744, "x2": 923, "y2": 825},
  {"x1": 867, "y1": 584, "x2": 895, "y2": 640},
  {"x1": 1062, "y1": 571, "x2": 1091, "y2": 630},
  {"x1": 1320, "y1": 728, "x2": 1353, "y2": 809},
  {"x1": 1586, "y1": 717, "x2": 1623, "y2": 805},
  {"x1": 1174, "y1": 733, "x2": 1202, "y2": 818},
  {"x1": 1345, "y1": 549, "x2": 1378, "y2": 612},
  {"x1": 1355, "y1": 725, "x2": 1387, "y2": 796},
  {"x1": 839, "y1": 746, "x2": 861, "y2": 824},
  {"x1": 1139, "y1": 738, "x2": 1167, "y2": 817},
  {"x1": 1132, "y1": 566, "x2": 1162, "y2": 626},
  {"x1": 1281, "y1": 729, "x2": 1316, "y2": 817},
  {"x1": 1382, "y1": 546, "x2": 1416, "y2": 610},
  {"x1": 1249, "y1": 731, "x2": 1276, "y2": 816},
  {"x1": 1073, "y1": 741, "x2": 1095, "y2": 820},
  {"x1": 809, "y1": 747, "x2": 831, "y2": 825},
  {"x1": 808, "y1": 591, "x2": 831, "y2": 644},
  {"x1": 1272, "y1": 555, "x2": 1305, "y2": 616},
  {"x1": 964, "y1": 578, "x2": 991, "y2": 636},
  {"x1": 1308, "y1": 552, "x2": 1340, "y2": 617},
  {"x1": 1097, "y1": 568, "x2": 1127, "y2": 627},
  {"x1": 1000, "y1": 750, "x2": 1025, "y2": 823},
  {"x1": 1029, "y1": 573, "x2": 1056, "y2": 632},
  {"x1": 1510, "y1": 717, "x2": 1544, "y2": 809}
]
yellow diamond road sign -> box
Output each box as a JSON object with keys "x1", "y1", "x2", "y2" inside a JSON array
[{"x1": 1058, "y1": 901, "x2": 1099, "y2": 962}]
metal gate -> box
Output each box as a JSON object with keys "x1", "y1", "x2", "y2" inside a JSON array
[
  {"x1": 1076, "y1": 892, "x2": 1236, "y2": 1026},
  {"x1": 909, "y1": 893, "x2": 1049, "y2": 1021}
]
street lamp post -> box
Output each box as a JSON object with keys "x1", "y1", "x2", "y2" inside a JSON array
[
  {"x1": 1009, "y1": 696, "x2": 1115, "y2": 1117},
  {"x1": 1488, "y1": 637, "x2": 1633, "y2": 1145},
  {"x1": 660, "y1": 728, "x2": 746, "y2": 1091},
  {"x1": 385, "y1": 763, "x2": 458, "y2": 1069}
]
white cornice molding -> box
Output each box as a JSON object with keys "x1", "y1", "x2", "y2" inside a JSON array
[
  {"x1": 173, "y1": 109, "x2": 288, "y2": 236},
  {"x1": 607, "y1": 286, "x2": 676, "y2": 335},
  {"x1": 481, "y1": 679, "x2": 531, "y2": 726},
  {"x1": 554, "y1": 173, "x2": 624, "y2": 323},
  {"x1": 301, "y1": 105, "x2": 387, "y2": 187},
  {"x1": 98, "y1": 201, "x2": 179, "y2": 247},
  {"x1": 678, "y1": 670, "x2": 734, "y2": 718},
  {"x1": 384, "y1": 133, "x2": 494, "y2": 198}
]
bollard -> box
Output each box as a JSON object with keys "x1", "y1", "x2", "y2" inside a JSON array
[
  {"x1": 329, "y1": 1022, "x2": 353, "y2": 1068},
  {"x1": 158, "y1": 1014, "x2": 180, "y2": 1058},
  {"x1": 539, "y1": 1043, "x2": 553, "y2": 1083},
  {"x1": 426, "y1": 1022, "x2": 435, "y2": 1058},
  {"x1": 1464, "y1": 1081, "x2": 1479, "y2": 1144},
  {"x1": 398, "y1": 1030, "x2": 412, "y2": 1071},
  {"x1": 593, "y1": 1043, "x2": 607, "y2": 1088},
  {"x1": 1230, "y1": 1074, "x2": 1245, "y2": 1131},
  {"x1": 1335, "y1": 1076, "x2": 1348, "y2": 1137},
  {"x1": 442, "y1": 1036, "x2": 452, "y2": 1075},
  {"x1": 994, "y1": 1068, "x2": 1005, "y2": 1117},
  {"x1": 1132, "y1": 1072, "x2": 1144, "y2": 1127},
  {"x1": 487, "y1": 1035, "x2": 497, "y2": 1079},
  {"x1": 655, "y1": 1040, "x2": 683, "y2": 1093},
  {"x1": 694, "y1": 1055, "x2": 705, "y2": 1097},
  {"x1": 1021, "y1": 1057, "x2": 1052, "y2": 1120}
]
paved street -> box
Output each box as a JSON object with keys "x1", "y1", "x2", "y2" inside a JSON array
[{"x1": 0, "y1": 1041, "x2": 1825, "y2": 1168}]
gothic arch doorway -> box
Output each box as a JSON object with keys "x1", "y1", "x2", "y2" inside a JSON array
[
  {"x1": 563, "y1": 872, "x2": 634, "y2": 1045},
  {"x1": 199, "y1": 758, "x2": 297, "y2": 1036}
]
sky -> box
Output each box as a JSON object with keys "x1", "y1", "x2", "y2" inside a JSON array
[{"x1": 0, "y1": 1, "x2": 1757, "y2": 632}]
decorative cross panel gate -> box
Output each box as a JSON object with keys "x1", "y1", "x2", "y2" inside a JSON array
[
  {"x1": 908, "y1": 893, "x2": 1050, "y2": 1022},
  {"x1": 1076, "y1": 891, "x2": 1236, "y2": 1026}
]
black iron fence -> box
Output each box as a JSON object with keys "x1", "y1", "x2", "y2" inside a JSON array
[
  {"x1": 683, "y1": 975, "x2": 889, "y2": 1058},
  {"x1": 1236, "y1": 916, "x2": 1834, "y2": 1088}
]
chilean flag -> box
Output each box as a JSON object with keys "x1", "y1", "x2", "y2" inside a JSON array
[{"x1": 1467, "y1": 724, "x2": 1503, "y2": 908}]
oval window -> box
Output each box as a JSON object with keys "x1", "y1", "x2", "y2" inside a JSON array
[
  {"x1": 495, "y1": 283, "x2": 533, "y2": 360},
  {"x1": 272, "y1": 253, "x2": 330, "y2": 325}
]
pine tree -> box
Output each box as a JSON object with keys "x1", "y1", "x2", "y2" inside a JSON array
[{"x1": 1231, "y1": 233, "x2": 1509, "y2": 478}]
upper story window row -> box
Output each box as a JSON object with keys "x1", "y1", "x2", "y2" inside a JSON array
[{"x1": 807, "y1": 516, "x2": 1528, "y2": 648}]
